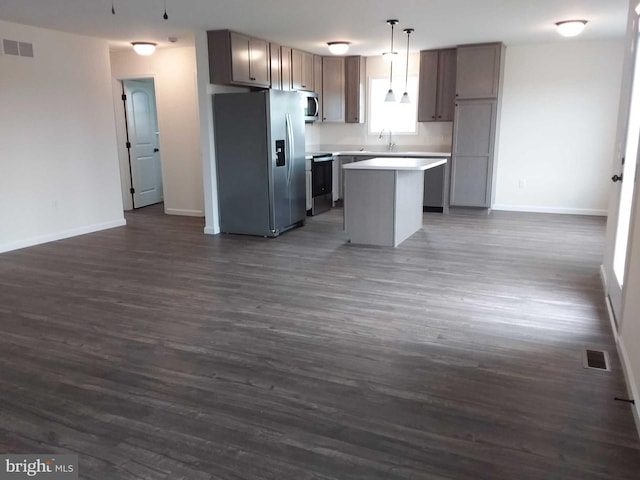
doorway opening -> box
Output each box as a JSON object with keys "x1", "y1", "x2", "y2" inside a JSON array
[{"x1": 121, "y1": 78, "x2": 164, "y2": 209}]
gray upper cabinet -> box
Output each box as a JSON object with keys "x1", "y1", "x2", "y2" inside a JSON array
[
  {"x1": 455, "y1": 43, "x2": 502, "y2": 99},
  {"x1": 345, "y1": 56, "x2": 365, "y2": 124},
  {"x1": 208, "y1": 30, "x2": 270, "y2": 88},
  {"x1": 418, "y1": 48, "x2": 456, "y2": 122},
  {"x1": 281, "y1": 46, "x2": 293, "y2": 91},
  {"x1": 322, "y1": 56, "x2": 345, "y2": 122},
  {"x1": 314, "y1": 55, "x2": 323, "y2": 120},
  {"x1": 292, "y1": 49, "x2": 314, "y2": 91},
  {"x1": 270, "y1": 43, "x2": 282, "y2": 90}
]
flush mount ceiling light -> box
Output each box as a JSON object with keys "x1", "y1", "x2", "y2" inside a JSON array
[
  {"x1": 400, "y1": 28, "x2": 414, "y2": 104},
  {"x1": 132, "y1": 42, "x2": 157, "y2": 56},
  {"x1": 384, "y1": 19, "x2": 399, "y2": 102},
  {"x1": 555, "y1": 20, "x2": 588, "y2": 37},
  {"x1": 327, "y1": 41, "x2": 350, "y2": 55}
]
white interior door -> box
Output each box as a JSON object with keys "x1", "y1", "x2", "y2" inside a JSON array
[
  {"x1": 607, "y1": 19, "x2": 640, "y2": 325},
  {"x1": 124, "y1": 79, "x2": 163, "y2": 208}
]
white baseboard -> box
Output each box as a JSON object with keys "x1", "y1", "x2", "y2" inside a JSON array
[
  {"x1": 600, "y1": 264, "x2": 609, "y2": 292},
  {"x1": 0, "y1": 219, "x2": 126, "y2": 254},
  {"x1": 204, "y1": 226, "x2": 219, "y2": 235},
  {"x1": 617, "y1": 336, "x2": 640, "y2": 437},
  {"x1": 165, "y1": 208, "x2": 204, "y2": 217},
  {"x1": 492, "y1": 204, "x2": 608, "y2": 216}
]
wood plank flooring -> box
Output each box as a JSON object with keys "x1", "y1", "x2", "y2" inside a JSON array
[{"x1": 0, "y1": 205, "x2": 639, "y2": 479}]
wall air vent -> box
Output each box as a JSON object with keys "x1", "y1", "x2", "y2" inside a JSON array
[
  {"x1": 583, "y1": 349, "x2": 610, "y2": 371},
  {"x1": 2, "y1": 39, "x2": 34, "y2": 58},
  {"x1": 3, "y1": 39, "x2": 19, "y2": 56}
]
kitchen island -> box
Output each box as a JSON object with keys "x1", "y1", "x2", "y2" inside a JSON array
[{"x1": 343, "y1": 157, "x2": 447, "y2": 247}]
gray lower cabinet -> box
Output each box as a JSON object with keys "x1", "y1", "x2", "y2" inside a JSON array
[
  {"x1": 450, "y1": 99, "x2": 497, "y2": 207},
  {"x1": 423, "y1": 164, "x2": 446, "y2": 208}
]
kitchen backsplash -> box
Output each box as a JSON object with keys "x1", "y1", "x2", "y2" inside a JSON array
[{"x1": 305, "y1": 121, "x2": 453, "y2": 152}]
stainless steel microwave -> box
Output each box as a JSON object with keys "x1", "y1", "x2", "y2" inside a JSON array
[{"x1": 304, "y1": 92, "x2": 319, "y2": 123}]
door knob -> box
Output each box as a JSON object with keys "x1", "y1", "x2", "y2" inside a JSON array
[{"x1": 612, "y1": 174, "x2": 623, "y2": 182}]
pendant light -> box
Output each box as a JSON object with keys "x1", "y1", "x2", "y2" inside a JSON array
[
  {"x1": 400, "y1": 28, "x2": 414, "y2": 104},
  {"x1": 384, "y1": 19, "x2": 398, "y2": 102}
]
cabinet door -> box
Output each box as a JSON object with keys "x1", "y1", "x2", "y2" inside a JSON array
[
  {"x1": 338, "y1": 156, "x2": 354, "y2": 199},
  {"x1": 281, "y1": 46, "x2": 292, "y2": 91},
  {"x1": 291, "y1": 49, "x2": 303, "y2": 90},
  {"x1": 230, "y1": 32, "x2": 251, "y2": 83},
  {"x1": 456, "y1": 43, "x2": 502, "y2": 99},
  {"x1": 301, "y1": 52, "x2": 314, "y2": 91},
  {"x1": 345, "y1": 56, "x2": 365, "y2": 123},
  {"x1": 436, "y1": 49, "x2": 457, "y2": 121},
  {"x1": 322, "y1": 56, "x2": 345, "y2": 122},
  {"x1": 424, "y1": 164, "x2": 445, "y2": 207},
  {"x1": 249, "y1": 37, "x2": 270, "y2": 86},
  {"x1": 270, "y1": 43, "x2": 282, "y2": 90},
  {"x1": 314, "y1": 55, "x2": 323, "y2": 121},
  {"x1": 450, "y1": 100, "x2": 496, "y2": 207},
  {"x1": 417, "y1": 50, "x2": 438, "y2": 122}
]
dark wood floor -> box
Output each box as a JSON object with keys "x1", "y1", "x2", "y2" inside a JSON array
[{"x1": 1, "y1": 205, "x2": 639, "y2": 479}]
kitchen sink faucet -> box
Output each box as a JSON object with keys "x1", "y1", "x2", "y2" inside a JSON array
[{"x1": 378, "y1": 128, "x2": 395, "y2": 151}]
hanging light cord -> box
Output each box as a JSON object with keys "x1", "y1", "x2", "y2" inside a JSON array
[
  {"x1": 389, "y1": 22, "x2": 395, "y2": 90},
  {"x1": 403, "y1": 29, "x2": 413, "y2": 92},
  {"x1": 111, "y1": 0, "x2": 115, "y2": 15},
  {"x1": 163, "y1": 0, "x2": 169, "y2": 20}
]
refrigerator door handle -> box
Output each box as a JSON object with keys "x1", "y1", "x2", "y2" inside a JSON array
[
  {"x1": 313, "y1": 96, "x2": 319, "y2": 117},
  {"x1": 286, "y1": 113, "x2": 294, "y2": 184}
]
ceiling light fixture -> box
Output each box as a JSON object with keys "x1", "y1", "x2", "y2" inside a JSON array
[
  {"x1": 163, "y1": 0, "x2": 169, "y2": 20},
  {"x1": 400, "y1": 28, "x2": 414, "y2": 104},
  {"x1": 555, "y1": 20, "x2": 588, "y2": 37},
  {"x1": 327, "y1": 41, "x2": 350, "y2": 55},
  {"x1": 132, "y1": 42, "x2": 157, "y2": 56},
  {"x1": 384, "y1": 19, "x2": 398, "y2": 102}
]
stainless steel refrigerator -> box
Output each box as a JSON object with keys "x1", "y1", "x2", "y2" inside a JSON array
[{"x1": 213, "y1": 90, "x2": 306, "y2": 237}]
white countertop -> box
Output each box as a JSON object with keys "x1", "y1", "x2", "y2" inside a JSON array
[
  {"x1": 342, "y1": 157, "x2": 447, "y2": 171},
  {"x1": 307, "y1": 150, "x2": 451, "y2": 157}
]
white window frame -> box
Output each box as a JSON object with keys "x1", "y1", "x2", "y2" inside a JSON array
[{"x1": 367, "y1": 75, "x2": 419, "y2": 136}]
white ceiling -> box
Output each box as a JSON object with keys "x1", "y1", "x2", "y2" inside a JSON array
[{"x1": 0, "y1": 0, "x2": 630, "y2": 55}]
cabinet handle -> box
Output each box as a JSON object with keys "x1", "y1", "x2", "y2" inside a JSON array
[
  {"x1": 438, "y1": 115, "x2": 442, "y2": 118},
  {"x1": 250, "y1": 77, "x2": 256, "y2": 81},
  {"x1": 432, "y1": 115, "x2": 435, "y2": 119},
  {"x1": 302, "y1": 85, "x2": 306, "y2": 88}
]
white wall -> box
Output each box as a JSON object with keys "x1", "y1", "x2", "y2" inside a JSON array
[
  {"x1": 306, "y1": 53, "x2": 453, "y2": 151},
  {"x1": 0, "y1": 20, "x2": 124, "y2": 253},
  {"x1": 494, "y1": 41, "x2": 624, "y2": 215},
  {"x1": 110, "y1": 47, "x2": 203, "y2": 216}
]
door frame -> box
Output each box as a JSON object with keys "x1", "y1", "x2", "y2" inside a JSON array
[
  {"x1": 603, "y1": 4, "x2": 640, "y2": 330},
  {"x1": 112, "y1": 74, "x2": 165, "y2": 211}
]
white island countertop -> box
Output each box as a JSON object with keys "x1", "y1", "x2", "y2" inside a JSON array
[{"x1": 342, "y1": 157, "x2": 447, "y2": 171}]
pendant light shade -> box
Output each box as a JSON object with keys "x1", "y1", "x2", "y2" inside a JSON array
[
  {"x1": 384, "y1": 19, "x2": 398, "y2": 102},
  {"x1": 400, "y1": 28, "x2": 414, "y2": 104},
  {"x1": 132, "y1": 42, "x2": 157, "y2": 56}
]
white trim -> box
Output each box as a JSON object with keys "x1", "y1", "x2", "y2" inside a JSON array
[
  {"x1": 492, "y1": 204, "x2": 608, "y2": 216},
  {"x1": 617, "y1": 336, "x2": 640, "y2": 437},
  {"x1": 165, "y1": 208, "x2": 204, "y2": 217},
  {"x1": 204, "y1": 226, "x2": 219, "y2": 235},
  {"x1": 0, "y1": 219, "x2": 126, "y2": 254},
  {"x1": 600, "y1": 263, "x2": 609, "y2": 292}
]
